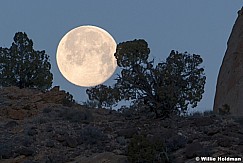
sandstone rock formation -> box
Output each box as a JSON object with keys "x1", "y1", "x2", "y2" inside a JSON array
[
  {"x1": 0, "y1": 86, "x2": 74, "y2": 120},
  {"x1": 214, "y1": 7, "x2": 243, "y2": 115}
]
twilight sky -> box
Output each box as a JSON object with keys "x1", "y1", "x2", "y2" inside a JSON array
[{"x1": 1, "y1": 1, "x2": 242, "y2": 112}]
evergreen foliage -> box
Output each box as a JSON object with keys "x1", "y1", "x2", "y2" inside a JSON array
[
  {"x1": 0, "y1": 32, "x2": 53, "y2": 90},
  {"x1": 86, "y1": 39, "x2": 206, "y2": 118},
  {"x1": 127, "y1": 134, "x2": 169, "y2": 162}
]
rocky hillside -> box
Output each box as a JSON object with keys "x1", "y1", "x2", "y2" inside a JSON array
[{"x1": 0, "y1": 86, "x2": 243, "y2": 163}]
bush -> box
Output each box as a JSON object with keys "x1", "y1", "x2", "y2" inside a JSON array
[
  {"x1": 165, "y1": 135, "x2": 187, "y2": 152},
  {"x1": 78, "y1": 126, "x2": 107, "y2": 146},
  {"x1": 59, "y1": 108, "x2": 93, "y2": 123},
  {"x1": 32, "y1": 116, "x2": 48, "y2": 124},
  {"x1": 127, "y1": 134, "x2": 169, "y2": 163},
  {"x1": 203, "y1": 110, "x2": 214, "y2": 116},
  {"x1": 186, "y1": 110, "x2": 215, "y2": 117},
  {"x1": 190, "y1": 111, "x2": 203, "y2": 117},
  {"x1": 218, "y1": 104, "x2": 230, "y2": 115},
  {"x1": 82, "y1": 99, "x2": 100, "y2": 108},
  {"x1": 62, "y1": 92, "x2": 75, "y2": 107},
  {"x1": 42, "y1": 107, "x2": 52, "y2": 114},
  {"x1": 118, "y1": 105, "x2": 140, "y2": 119}
]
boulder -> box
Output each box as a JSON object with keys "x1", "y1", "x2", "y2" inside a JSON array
[{"x1": 214, "y1": 7, "x2": 243, "y2": 115}]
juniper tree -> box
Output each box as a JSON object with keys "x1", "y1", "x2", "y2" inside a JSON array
[
  {"x1": 0, "y1": 32, "x2": 53, "y2": 90},
  {"x1": 86, "y1": 39, "x2": 206, "y2": 118}
]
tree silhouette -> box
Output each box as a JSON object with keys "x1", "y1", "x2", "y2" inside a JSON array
[
  {"x1": 86, "y1": 39, "x2": 206, "y2": 118},
  {"x1": 0, "y1": 32, "x2": 53, "y2": 90},
  {"x1": 86, "y1": 84, "x2": 120, "y2": 108}
]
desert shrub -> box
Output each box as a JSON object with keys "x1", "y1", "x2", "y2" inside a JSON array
[
  {"x1": 32, "y1": 116, "x2": 48, "y2": 124},
  {"x1": 0, "y1": 143, "x2": 14, "y2": 159},
  {"x1": 203, "y1": 110, "x2": 214, "y2": 116},
  {"x1": 59, "y1": 108, "x2": 93, "y2": 123},
  {"x1": 118, "y1": 105, "x2": 141, "y2": 119},
  {"x1": 218, "y1": 104, "x2": 230, "y2": 115},
  {"x1": 190, "y1": 111, "x2": 203, "y2": 117},
  {"x1": 42, "y1": 107, "x2": 52, "y2": 114},
  {"x1": 78, "y1": 126, "x2": 107, "y2": 146},
  {"x1": 165, "y1": 135, "x2": 188, "y2": 152},
  {"x1": 82, "y1": 99, "x2": 100, "y2": 108},
  {"x1": 186, "y1": 110, "x2": 214, "y2": 117},
  {"x1": 62, "y1": 92, "x2": 75, "y2": 107},
  {"x1": 127, "y1": 134, "x2": 170, "y2": 163}
]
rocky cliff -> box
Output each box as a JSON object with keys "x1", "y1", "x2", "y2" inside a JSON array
[{"x1": 214, "y1": 7, "x2": 243, "y2": 115}]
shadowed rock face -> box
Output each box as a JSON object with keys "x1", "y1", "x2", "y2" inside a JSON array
[{"x1": 214, "y1": 7, "x2": 243, "y2": 115}]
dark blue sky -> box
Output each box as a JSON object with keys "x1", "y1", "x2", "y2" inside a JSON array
[{"x1": 1, "y1": 1, "x2": 242, "y2": 112}]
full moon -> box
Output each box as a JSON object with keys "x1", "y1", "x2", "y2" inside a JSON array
[{"x1": 56, "y1": 25, "x2": 117, "y2": 87}]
